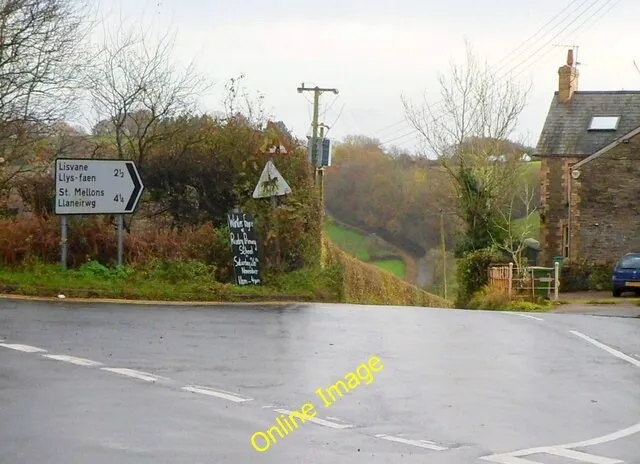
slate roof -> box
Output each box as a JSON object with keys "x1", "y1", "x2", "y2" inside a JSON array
[{"x1": 535, "y1": 91, "x2": 640, "y2": 156}]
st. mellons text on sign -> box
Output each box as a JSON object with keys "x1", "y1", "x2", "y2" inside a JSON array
[{"x1": 227, "y1": 212, "x2": 261, "y2": 285}]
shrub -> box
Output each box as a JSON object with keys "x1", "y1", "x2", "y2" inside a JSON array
[
  {"x1": 179, "y1": 223, "x2": 233, "y2": 282},
  {"x1": 560, "y1": 260, "x2": 614, "y2": 292},
  {"x1": 0, "y1": 215, "x2": 59, "y2": 265},
  {"x1": 145, "y1": 259, "x2": 217, "y2": 284},
  {"x1": 588, "y1": 263, "x2": 613, "y2": 290},
  {"x1": 468, "y1": 285, "x2": 511, "y2": 310},
  {"x1": 455, "y1": 248, "x2": 510, "y2": 308},
  {"x1": 77, "y1": 261, "x2": 112, "y2": 278},
  {"x1": 77, "y1": 260, "x2": 134, "y2": 279},
  {"x1": 506, "y1": 300, "x2": 552, "y2": 312}
]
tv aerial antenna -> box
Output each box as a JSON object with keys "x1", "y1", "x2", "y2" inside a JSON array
[{"x1": 554, "y1": 44, "x2": 584, "y2": 67}]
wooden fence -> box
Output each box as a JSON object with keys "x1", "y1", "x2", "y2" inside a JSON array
[{"x1": 488, "y1": 262, "x2": 560, "y2": 301}]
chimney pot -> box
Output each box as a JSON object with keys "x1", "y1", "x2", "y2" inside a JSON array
[{"x1": 558, "y1": 49, "x2": 579, "y2": 103}]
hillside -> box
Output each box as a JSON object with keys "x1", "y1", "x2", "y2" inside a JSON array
[
  {"x1": 323, "y1": 216, "x2": 409, "y2": 280},
  {"x1": 324, "y1": 141, "x2": 541, "y2": 258}
]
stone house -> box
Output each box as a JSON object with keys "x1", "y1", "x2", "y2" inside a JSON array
[{"x1": 536, "y1": 49, "x2": 640, "y2": 265}]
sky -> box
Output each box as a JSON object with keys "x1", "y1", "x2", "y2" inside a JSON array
[{"x1": 91, "y1": 0, "x2": 640, "y2": 154}]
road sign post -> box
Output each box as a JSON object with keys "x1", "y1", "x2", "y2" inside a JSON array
[
  {"x1": 54, "y1": 158, "x2": 144, "y2": 268},
  {"x1": 60, "y1": 216, "x2": 68, "y2": 270},
  {"x1": 117, "y1": 214, "x2": 124, "y2": 266},
  {"x1": 252, "y1": 159, "x2": 292, "y2": 271}
]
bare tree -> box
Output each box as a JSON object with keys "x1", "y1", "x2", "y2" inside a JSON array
[
  {"x1": 221, "y1": 73, "x2": 268, "y2": 128},
  {"x1": 490, "y1": 182, "x2": 538, "y2": 270},
  {"x1": 86, "y1": 20, "x2": 211, "y2": 163},
  {"x1": 402, "y1": 42, "x2": 530, "y2": 253},
  {"x1": 0, "y1": 0, "x2": 93, "y2": 191}
]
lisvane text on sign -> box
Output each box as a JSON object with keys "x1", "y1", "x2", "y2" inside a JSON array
[{"x1": 55, "y1": 158, "x2": 144, "y2": 215}]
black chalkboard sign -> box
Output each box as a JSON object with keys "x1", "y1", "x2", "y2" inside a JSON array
[{"x1": 227, "y1": 212, "x2": 261, "y2": 285}]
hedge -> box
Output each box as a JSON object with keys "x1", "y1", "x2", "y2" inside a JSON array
[
  {"x1": 321, "y1": 237, "x2": 450, "y2": 308},
  {"x1": 455, "y1": 248, "x2": 510, "y2": 308},
  {"x1": 559, "y1": 261, "x2": 614, "y2": 292}
]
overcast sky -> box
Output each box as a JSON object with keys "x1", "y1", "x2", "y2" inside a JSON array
[{"x1": 94, "y1": 0, "x2": 640, "y2": 153}]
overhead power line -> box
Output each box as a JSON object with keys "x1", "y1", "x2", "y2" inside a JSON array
[
  {"x1": 373, "y1": 0, "x2": 596, "y2": 136},
  {"x1": 379, "y1": 0, "x2": 620, "y2": 147},
  {"x1": 508, "y1": 0, "x2": 619, "y2": 82},
  {"x1": 376, "y1": 0, "x2": 617, "y2": 145},
  {"x1": 491, "y1": 0, "x2": 586, "y2": 69},
  {"x1": 495, "y1": 0, "x2": 611, "y2": 81}
]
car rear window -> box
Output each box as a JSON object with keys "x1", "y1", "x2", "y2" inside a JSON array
[{"x1": 618, "y1": 256, "x2": 640, "y2": 268}]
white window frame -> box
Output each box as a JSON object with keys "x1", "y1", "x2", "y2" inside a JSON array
[{"x1": 588, "y1": 116, "x2": 620, "y2": 131}]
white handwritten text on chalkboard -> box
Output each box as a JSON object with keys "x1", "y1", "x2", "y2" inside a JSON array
[{"x1": 227, "y1": 212, "x2": 261, "y2": 285}]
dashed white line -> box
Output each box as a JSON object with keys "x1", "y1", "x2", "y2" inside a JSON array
[
  {"x1": 375, "y1": 434, "x2": 448, "y2": 451},
  {"x1": 570, "y1": 331, "x2": 640, "y2": 368},
  {"x1": 181, "y1": 385, "x2": 253, "y2": 403},
  {"x1": 274, "y1": 408, "x2": 353, "y2": 429},
  {"x1": 0, "y1": 343, "x2": 47, "y2": 353},
  {"x1": 101, "y1": 367, "x2": 168, "y2": 383},
  {"x1": 42, "y1": 354, "x2": 103, "y2": 367},
  {"x1": 501, "y1": 312, "x2": 544, "y2": 321}
]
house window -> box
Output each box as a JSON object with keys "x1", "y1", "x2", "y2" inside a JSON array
[
  {"x1": 588, "y1": 116, "x2": 620, "y2": 131},
  {"x1": 562, "y1": 224, "x2": 570, "y2": 258}
]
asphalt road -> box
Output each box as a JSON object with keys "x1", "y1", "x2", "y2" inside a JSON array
[{"x1": 1, "y1": 299, "x2": 639, "y2": 464}]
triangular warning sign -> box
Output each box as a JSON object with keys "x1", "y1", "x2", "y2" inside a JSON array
[{"x1": 252, "y1": 159, "x2": 292, "y2": 199}]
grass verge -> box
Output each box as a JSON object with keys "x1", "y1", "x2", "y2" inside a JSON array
[
  {"x1": 0, "y1": 238, "x2": 446, "y2": 308},
  {"x1": 0, "y1": 261, "x2": 340, "y2": 303}
]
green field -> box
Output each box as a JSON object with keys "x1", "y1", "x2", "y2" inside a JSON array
[
  {"x1": 323, "y1": 219, "x2": 407, "y2": 279},
  {"x1": 513, "y1": 210, "x2": 540, "y2": 241},
  {"x1": 373, "y1": 259, "x2": 406, "y2": 280},
  {"x1": 324, "y1": 221, "x2": 371, "y2": 261}
]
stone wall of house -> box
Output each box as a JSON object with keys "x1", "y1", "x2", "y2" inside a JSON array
[
  {"x1": 574, "y1": 134, "x2": 640, "y2": 262},
  {"x1": 539, "y1": 155, "x2": 581, "y2": 265}
]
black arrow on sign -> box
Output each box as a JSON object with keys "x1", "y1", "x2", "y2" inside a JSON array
[{"x1": 125, "y1": 161, "x2": 143, "y2": 212}]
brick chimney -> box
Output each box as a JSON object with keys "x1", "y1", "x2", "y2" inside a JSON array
[{"x1": 558, "y1": 49, "x2": 579, "y2": 103}]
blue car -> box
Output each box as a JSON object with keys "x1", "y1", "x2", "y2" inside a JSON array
[{"x1": 612, "y1": 253, "x2": 640, "y2": 297}]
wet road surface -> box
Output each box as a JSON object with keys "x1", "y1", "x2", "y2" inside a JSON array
[{"x1": 0, "y1": 299, "x2": 639, "y2": 463}]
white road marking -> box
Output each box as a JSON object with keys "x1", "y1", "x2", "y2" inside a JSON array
[
  {"x1": 0, "y1": 343, "x2": 47, "y2": 353},
  {"x1": 274, "y1": 408, "x2": 353, "y2": 429},
  {"x1": 42, "y1": 354, "x2": 102, "y2": 367},
  {"x1": 181, "y1": 385, "x2": 253, "y2": 403},
  {"x1": 570, "y1": 331, "x2": 640, "y2": 368},
  {"x1": 101, "y1": 367, "x2": 168, "y2": 383},
  {"x1": 544, "y1": 448, "x2": 621, "y2": 464},
  {"x1": 482, "y1": 450, "x2": 621, "y2": 464},
  {"x1": 480, "y1": 421, "x2": 640, "y2": 464},
  {"x1": 480, "y1": 456, "x2": 539, "y2": 464},
  {"x1": 501, "y1": 312, "x2": 544, "y2": 321},
  {"x1": 555, "y1": 422, "x2": 640, "y2": 450},
  {"x1": 375, "y1": 434, "x2": 448, "y2": 451}
]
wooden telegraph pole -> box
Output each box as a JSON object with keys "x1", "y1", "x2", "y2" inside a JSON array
[{"x1": 296, "y1": 84, "x2": 338, "y2": 187}]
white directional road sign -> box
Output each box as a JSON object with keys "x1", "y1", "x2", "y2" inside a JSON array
[{"x1": 55, "y1": 158, "x2": 144, "y2": 215}]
